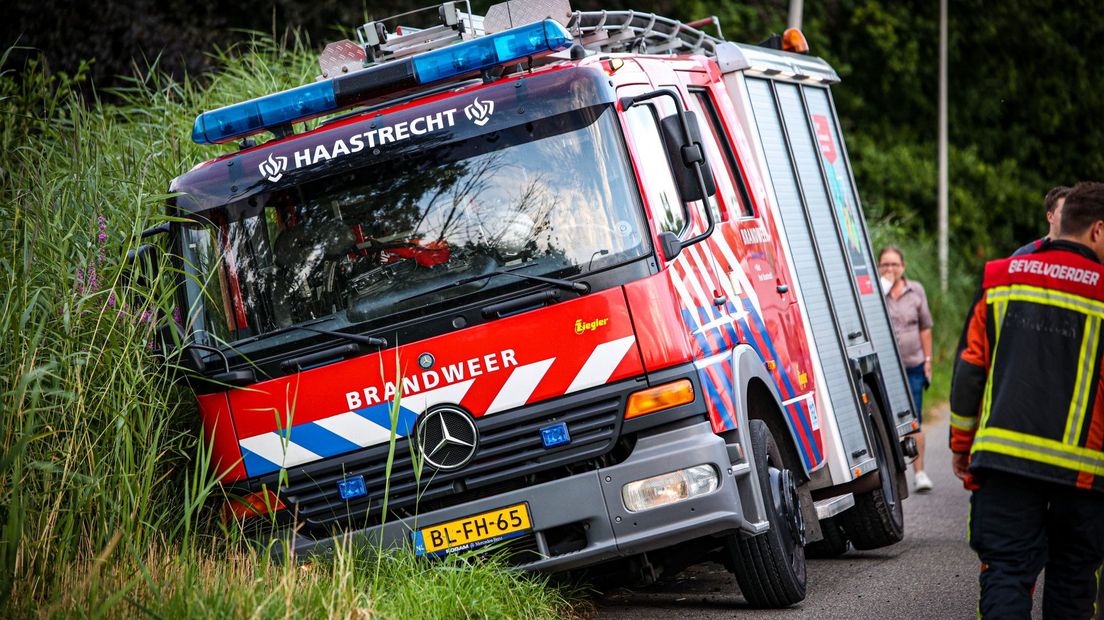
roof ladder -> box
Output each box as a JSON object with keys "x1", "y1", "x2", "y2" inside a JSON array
[{"x1": 567, "y1": 10, "x2": 724, "y2": 57}]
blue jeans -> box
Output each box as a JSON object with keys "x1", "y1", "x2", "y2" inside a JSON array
[{"x1": 906, "y1": 363, "x2": 925, "y2": 424}]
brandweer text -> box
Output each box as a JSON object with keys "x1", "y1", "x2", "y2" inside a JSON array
[{"x1": 344, "y1": 349, "x2": 517, "y2": 409}]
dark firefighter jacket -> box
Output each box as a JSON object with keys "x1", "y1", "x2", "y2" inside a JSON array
[{"x1": 949, "y1": 240, "x2": 1104, "y2": 492}]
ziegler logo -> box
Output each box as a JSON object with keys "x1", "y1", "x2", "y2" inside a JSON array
[
  {"x1": 464, "y1": 97, "x2": 494, "y2": 126},
  {"x1": 575, "y1": 317, "x2": 609, "y2": 335},
  {"x1": 258, "y1": 153, "x2": 288, "y2": 182}
]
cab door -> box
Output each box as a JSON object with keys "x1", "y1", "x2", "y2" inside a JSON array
[
  {"x1": 675, "y1": 70, "x2": 824, "y2": 471},
  {"x1": 617, "y1": 81, "x2": 745, "y2": 433}
]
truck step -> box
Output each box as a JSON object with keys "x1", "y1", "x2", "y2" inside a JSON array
[{"x1": 814, "y1": 493, "x2": 855, "y2": 520}]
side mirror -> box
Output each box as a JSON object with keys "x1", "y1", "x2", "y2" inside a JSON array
[
  {"x1": 659, "y1": 110, "x2": 717, "y2": 203},
  {"x1": 125, "y1": 244, "x2": 161, "y2": 289},
  {"x1": 658, "y1": 231, "x2": 682, "y2": 261},
  {"x1": 620, "y1": 90, "x2": 717, "y2": 255}
]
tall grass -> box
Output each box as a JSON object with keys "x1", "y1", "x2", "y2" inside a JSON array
[{"x1": 0, "y1": 36, "x2": 574, "y2": 618}]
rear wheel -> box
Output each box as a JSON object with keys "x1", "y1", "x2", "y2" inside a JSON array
[
  {"x1": 840, "y1": 391, "x2": 905, "y2": 549},
  {"x1": 805, "y1": 517, "x2": 849, "y2": 558},
  {"x1": 724, "y1": 420, "x2": 807, "y2": 608}
]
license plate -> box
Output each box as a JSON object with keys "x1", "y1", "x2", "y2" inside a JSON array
[{"x1": 412, "y1": 503, "x2": 532, "y2": 557}]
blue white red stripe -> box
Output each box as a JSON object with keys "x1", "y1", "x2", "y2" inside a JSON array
[
  {"x1": 237, "y1": 336, "x2": 636, "y2": 477},
  {"x1": 668, "y1": 232, "x2": 822, "y2": 470}
]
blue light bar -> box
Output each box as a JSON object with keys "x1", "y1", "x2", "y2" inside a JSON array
[
  {"x1": 413, "y1": 19, "x2": 572, "y2": 83},
  {"x1": 192, "y1": 19, "x2": 573, "y2": 145},
  {"x1": 192, "y1": 81, "x2": 337, "y2": 145}
]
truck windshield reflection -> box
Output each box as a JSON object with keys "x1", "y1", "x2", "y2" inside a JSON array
[{"x1": 180, "y1": 105, "x2": 648, "y2": 349}]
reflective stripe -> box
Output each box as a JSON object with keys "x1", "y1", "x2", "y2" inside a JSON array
[
  {"x1": 979, "y1": 329, "x2": 1002, "y2": 430},
  {"x1": 950, "y1": 411, "x2": 979, "y2": 431},
  {"x1": 986, "y1": 285, "x2": 1104, "y2": 319},
  {"x1": 1095, "y1": 564, "x2": 1103, "y2": 620},
  {"x1": 565, "y1": 336, "x2": 636, "y2": 394},
  {"x1": 992, "y1": 300, "x2": 1007, "y2": 340},
  {"x1": 1065, "y1": 316, "x2": 1100, "y2": 444},
  {"x1": 973, "y1": 426, "x2": 1104, "y2": 476},
  {"x1": 486, "y1": 358, "x2": 555, "y2": 415}
]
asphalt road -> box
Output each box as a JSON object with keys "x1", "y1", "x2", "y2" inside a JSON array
[{"x1": 594, "y1": 410, "x2": 1046, "y2": 618}]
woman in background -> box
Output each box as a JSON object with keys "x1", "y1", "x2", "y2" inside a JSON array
[{"x1": 879, "y1": 246, "x2": 934, "y2": 492}]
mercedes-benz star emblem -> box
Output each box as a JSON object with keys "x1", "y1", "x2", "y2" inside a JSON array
[
  {"x1": 415, "y1": 406, "x2": 479, "y2": 471},
  {"x1": 418, "y1": 353, "x2": 434, "y2": 370}
]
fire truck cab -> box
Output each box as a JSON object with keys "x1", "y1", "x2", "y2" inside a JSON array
[{"x1": 158, "y1": 1, "x2": 919, "y2": 607}]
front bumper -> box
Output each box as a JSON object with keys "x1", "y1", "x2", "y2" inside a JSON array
[{"x1": 285, "y1": 420, "x2": 752, "y2": 571}]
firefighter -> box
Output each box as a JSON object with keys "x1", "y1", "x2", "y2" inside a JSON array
[
  {"x1": 950, "y1": 181, "x2": 1104, "y2": 618},
  {"x1": 1012, "y1": 185, "x2": 1071, "y2": 256}
]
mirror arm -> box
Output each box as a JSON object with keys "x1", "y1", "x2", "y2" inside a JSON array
[
  {"x1": 620, "y1": 89, "x2": 716, "y2": 251},
  {"x1": 185, "y1": 343, "x2": 231, "y2": 374},
  {"x1": 141, "y1": 222, "x2": 171, "y2": 239}
]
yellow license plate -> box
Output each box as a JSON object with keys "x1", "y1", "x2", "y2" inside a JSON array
[{"x1": 413, "y1": 503, "x2": 532, "y2": 557}]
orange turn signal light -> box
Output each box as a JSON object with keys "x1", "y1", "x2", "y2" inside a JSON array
[
  {"x1": 626, "y1": 379, "x2": 695, "y2": 419},
  {"x1": 782, "y1": 28, "x2": 810, "y2": 54},
  {"x1": 223, "y1": 489, "x2": 286, "y2": 522}
]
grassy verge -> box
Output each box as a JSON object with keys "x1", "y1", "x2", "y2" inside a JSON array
[
  {"x1": 15, "y1": 542, "x2": 576, "y2": 619},
  {"x1": 0, "y1": 36, "x2": 577, "y2": 618}
]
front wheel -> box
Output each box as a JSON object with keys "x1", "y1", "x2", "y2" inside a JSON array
[{"x1": 724, "y1": 420, "x2": 807, "y2": 608}]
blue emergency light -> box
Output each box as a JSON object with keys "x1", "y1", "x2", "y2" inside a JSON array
[
  {"x1": 337, "y1": 474, "x2": 368, "y2": 500},
  {"x1": 540, "y1": 422, "x2": 571, "y2": 448},
  {"x1": 192, "y1": 19, "x2": 573, "y2": 145},
  {"x1": 412, "y1": 19, "x2": 572, "y2": 83}
]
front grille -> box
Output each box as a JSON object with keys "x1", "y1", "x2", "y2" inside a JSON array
[{"x1": 278, "y1": 385, "x2": 631, "y2": 535}]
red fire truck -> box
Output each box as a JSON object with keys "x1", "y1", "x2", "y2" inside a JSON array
[{"x1": 153, "y1": 0, "x2": 920, "y2": 607}]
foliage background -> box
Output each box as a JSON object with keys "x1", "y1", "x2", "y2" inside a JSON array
[{"x1": 5, "y1": 0, "x2": 1102, "y2": 258}]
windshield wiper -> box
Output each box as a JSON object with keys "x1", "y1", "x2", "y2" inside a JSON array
[
  {"x1": 404, "y1": 269, "x2": 589, "y2": 304},
  {"x1": 296, "y1": 326, "x2": 388, "y2": 348},
  {"x1": 231, "y1": 318, "x2": 387, "y2": 348}
]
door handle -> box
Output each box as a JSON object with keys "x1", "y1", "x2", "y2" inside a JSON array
[{"x1": 776, "y1": 284, "x2": 789, "y2": 294}]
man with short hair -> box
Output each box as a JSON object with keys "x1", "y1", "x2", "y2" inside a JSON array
[
  {"x1": 951, "y1": 181, "x2": 1104, "y2": 618},
  {"x1": 1012, "y1": 185, "x2": 1071, "y2": 256}
]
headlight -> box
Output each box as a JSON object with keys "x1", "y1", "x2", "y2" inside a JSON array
[{"x1": 621, "y1": 464, "x2": 719, "y2": 513}]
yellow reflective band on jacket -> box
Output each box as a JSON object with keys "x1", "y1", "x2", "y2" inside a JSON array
[
  {"x1": 973, "y1": 426, "x2": 1104, "y2": 476},
  {"x1": 950, "y1": 411, "x2": 979, "y2": 432},
  {"x1": 986, "y1": 284, "x2": 1104, "y2": 319},
  {"x1": 978, "y1": 298, "x2": 1009, "y2": 433},
  {"x1": 992, "y1": 299, "x2": 1008, "y2": 341},
  {"x1": 1065, "y1": 316, "x2": 1101, "y2": 445},
  {"x1": 979, "y1": 334, "x2": 1002, "y2": 431}
]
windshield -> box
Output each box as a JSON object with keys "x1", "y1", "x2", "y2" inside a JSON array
[{"x1": 179, "y1": 104, "x2": 649, "y2": 349}]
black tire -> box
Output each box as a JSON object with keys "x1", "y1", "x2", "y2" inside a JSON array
[
  {"x1": 724, "y1": 420, "x2": 807, "y2": 608},
  {"x1": 805, "y1": 517, "x2": 849, "y2": 558},
  {"x1": 840, "y1": 392, "x2": 905, "y2": 550}
]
